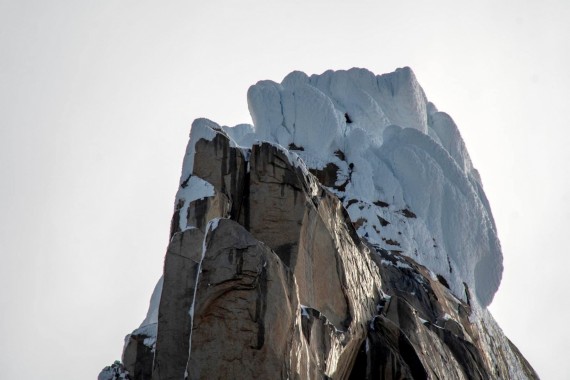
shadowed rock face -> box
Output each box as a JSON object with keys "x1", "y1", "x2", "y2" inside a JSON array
[
  {"x1": 102, "y1": 128, "x2": 538, "y2": 380},
  {"x1": 349, "y1": 247, "x2": 539, "y2": 380}
]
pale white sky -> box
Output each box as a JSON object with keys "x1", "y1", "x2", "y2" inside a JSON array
[{"x1": 1, "y1": 1, "x2": 568, "y2": 378}]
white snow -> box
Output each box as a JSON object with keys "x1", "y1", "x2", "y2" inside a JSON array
[
  {"x1": 124, "y1": 275, "x2": 164, "y2": 353},
  {"x1": 300, "y1": 305, "x2": 310, "y2": 318},
  {"x1": 124, "y1": 323, "x2": 158, "y2": 354},
  {"x1": 181, "y1": 67, "x2": 503, "y2": 308},
  {"x1": 175, "y1": 118, "x2": 220, "y2": 232},
  {"x1": 139, "y1": 275, "x2": 164, "y2": 327},
  {"x1": 175, "y1": 176, "x2": 215, "y2": 232},
  {"x1": 220, "y1": 123, "x2": 255, "y2": 147},
  {"x1": 178, "y1": 118, "x2": 218, "y2": 186},
  {"x1": 247, "y1": 78, "x2": 344, "y2": 163}
]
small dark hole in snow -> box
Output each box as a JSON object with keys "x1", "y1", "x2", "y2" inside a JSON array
[
  {"x1": 377, "y1": 216, "x2": 390, "y2": 227},
  {"x1": 344, "y1": 113, "x2": 353, "y2": 123},
  {"x1": 334, "y1": 150, "x2": 346, "y2": 161},
  {"x1": 385, "y1": 239, "x2": 400, "y2": 247},
  {"x1": 346, "y1": 199, "x2": 358, "y2": 208},
  {"x1": 400, "y1": 208, "x2": 417, "y2": 218},
  {"x1": 288, "y1": 143, "x2": 304, "y2": 151},
  {"x1": 436, "y1": 274, "x2": 450, "y2": 289},
  {"x1": 181, "y1": 174, "x2": 191, "y2": 188}
]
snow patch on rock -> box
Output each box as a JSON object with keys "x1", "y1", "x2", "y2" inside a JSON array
[
  {"x1": 140, "y1": 275, "x2": 164, "y2": 327},
  {"x1": 178, "y1": 118, "x2": 218, "y2": 184}
]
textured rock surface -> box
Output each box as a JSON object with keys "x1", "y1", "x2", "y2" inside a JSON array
[
  {"x1": 153, "y1": 228, "x2": 204, "y2": 380},
  {"x1": 356, "y1": 248, "x2": 539, "y2": 379},
  {"x1": 100, "y1": 68, "x2": 538, "y2": 379},
  {"x1": 152, "y1": 132, "x2": 385, "y2": 379}
]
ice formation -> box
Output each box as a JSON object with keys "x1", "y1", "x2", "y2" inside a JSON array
[{"x1": 241, "y1": 67, "x2": 502, "y2": 307}]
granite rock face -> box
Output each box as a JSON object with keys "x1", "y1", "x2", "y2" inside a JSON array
[
  {"x1": 100, "y1": 68, "x2": 538, "y2": 379},
  {"x1": 150, "y1": 130, "x2": 385, "y2": 379}
]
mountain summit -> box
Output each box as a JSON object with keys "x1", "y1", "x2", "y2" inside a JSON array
[{"x1": 100, "y1": 68, "x2": 537, "y2": 379}]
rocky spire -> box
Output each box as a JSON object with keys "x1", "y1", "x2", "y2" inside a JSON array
[{"x1": 99, "y1": 68, "x2": 536, "y2": 380}]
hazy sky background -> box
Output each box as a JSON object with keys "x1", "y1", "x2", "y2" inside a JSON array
[{"x1": 1, "y1": 1, "x2": 568, "y2": 378}]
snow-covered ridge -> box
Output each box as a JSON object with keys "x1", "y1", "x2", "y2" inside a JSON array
[{"x1": 172, "y1": 67, "x2": 502, "y2": 308}]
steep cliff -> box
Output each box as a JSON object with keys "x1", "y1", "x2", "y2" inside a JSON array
[{"x1": 99, "y1": 68, "x2": 538, "y2": 379}]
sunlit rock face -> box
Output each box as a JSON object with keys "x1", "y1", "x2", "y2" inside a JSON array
[{"x1": 99, "y1": 68, "x2": 537, "y2": 380}]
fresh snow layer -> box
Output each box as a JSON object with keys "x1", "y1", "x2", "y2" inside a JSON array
[
  {"x1": 175, "y1": 118, "x2": 218, "y2": 232},
  {"x1": 127, "y1": 276, "x2": 163, "y2": 351},
  {"x1": 169, "y1": 67, "x2": 502, "y2": 309},
  {"x1": 140, "y1": 275, "x2": 164, "y2": 327},
  {"x1": 247, "y1": 67, "x2": 501, "y2": 307},
  {"x1": 178, "y1": 118, "x2": 218, "y2": 182},
  {"x1": 175, "y1": 176, "x2": 215, "y2": 232}
]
